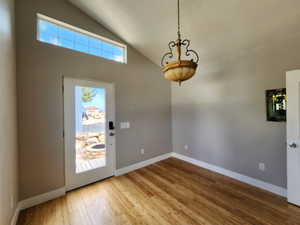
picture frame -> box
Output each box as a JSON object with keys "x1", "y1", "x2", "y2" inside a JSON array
[{"x1": 265, "y1": 88, "x2": 286, "y2": 122}]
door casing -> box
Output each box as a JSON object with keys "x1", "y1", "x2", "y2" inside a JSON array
[{"x1": 286, "y1": 70, "x2": 300, "y2": 206}]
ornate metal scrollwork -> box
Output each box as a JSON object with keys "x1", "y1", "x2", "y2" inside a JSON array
[
  {"x1": 181, "y1": 39, "x2": 199, "y2": 63},
  {"x1": 161, "y1": 41, "x2": 176, "y2": 66}
]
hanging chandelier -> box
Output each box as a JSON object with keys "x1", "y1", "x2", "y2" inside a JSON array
[{"x1": 161, "y1": 0, "x2": 199, "y2": 86}]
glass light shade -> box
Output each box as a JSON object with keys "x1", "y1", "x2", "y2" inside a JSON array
[{"x1": 162, "y1": 60, "x2": 197, "y2": 83}]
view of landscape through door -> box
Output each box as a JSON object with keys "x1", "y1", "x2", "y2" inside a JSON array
[
  {"x1": 64, "y1": 78, "x2": 115, "y2": 191},
  {"x1": 286, "y1": 70, "x2": 300, "y2": 206}
]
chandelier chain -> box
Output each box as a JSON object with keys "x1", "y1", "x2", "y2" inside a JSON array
[{"x1": 177, "y1": 0, "x2": 181, "y2": 39}]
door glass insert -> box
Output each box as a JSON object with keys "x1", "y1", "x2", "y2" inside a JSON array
[{"x1": 75, "y1": 86, "x2": 106, "y2": 173}]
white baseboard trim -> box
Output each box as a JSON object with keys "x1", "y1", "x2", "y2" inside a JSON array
[
  {"x1": 115, "y1": 152, "x2": 173, "y2": 176},
  {"x1": 172, "y1": 153, "x2": 287, "y2": 197},
  {"x1": 18, "y1": 187, "x2": 66, "y2": 210},
  {"x1": 10, "y1": 205, "x2": 21, "y2": 225}
]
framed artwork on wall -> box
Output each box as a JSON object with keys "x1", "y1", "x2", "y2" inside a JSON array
[{"x1": 265, "y1": 88, "x2": 286, "y2": 122}]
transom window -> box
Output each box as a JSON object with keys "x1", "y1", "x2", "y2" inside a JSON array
[{"x1": 37, "y1": 14, "x2": 127, "y2": 63}]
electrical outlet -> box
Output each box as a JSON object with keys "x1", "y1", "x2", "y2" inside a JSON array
[
  {"x1": 140, "y1": 148, "x2": 145, "y2": 155},
  {"x1": 184, "y1": 144, "x2": 189, "y2": 151},
  {"x1": 259, "y1": 163, "x2": 265, "y2": 171}
]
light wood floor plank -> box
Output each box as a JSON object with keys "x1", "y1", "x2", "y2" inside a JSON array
[{"x1": 17, "y1": 157, "x2": 300, "y2": 225}]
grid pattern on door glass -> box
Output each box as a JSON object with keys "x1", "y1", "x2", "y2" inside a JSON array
[{"x1": 37, "y1": 19, "x2": 125, "y2": 63}]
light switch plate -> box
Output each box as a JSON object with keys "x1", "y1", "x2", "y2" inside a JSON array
[{"x1": 120, "y1": 122, "x2": 130, "y2": 129}]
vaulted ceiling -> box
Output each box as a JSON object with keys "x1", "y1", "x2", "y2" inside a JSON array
[{"x1": 69, "y1": 0, "x2": 300, "y2": 66}]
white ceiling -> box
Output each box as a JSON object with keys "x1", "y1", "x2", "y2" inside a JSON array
[{"x1": 69, "y1": 0, "x2": 300, "y2": 65}]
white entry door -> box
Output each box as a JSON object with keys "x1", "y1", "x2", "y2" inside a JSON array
[
  {"x1": 286, "y1": 70, "x2": 300, "y2": 206},
  {"x1": 64, "y1": 78, "x2": 115, "y2": 191}
]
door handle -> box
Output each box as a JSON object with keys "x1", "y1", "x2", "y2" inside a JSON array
[{"x1": 288, "y1": 142, "x2": 297, "y2": 148}]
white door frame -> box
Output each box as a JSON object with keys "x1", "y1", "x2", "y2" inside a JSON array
[
  {"x1": 63, "y1": 77, "x2": 116, "y2": 191},
  {"x1": 286, "y1": 70, "x2": 300, "y2": 206}
]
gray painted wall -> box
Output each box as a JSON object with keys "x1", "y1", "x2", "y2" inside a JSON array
[
  {"x1": 16, "y1": 0, "x2": 172, "y2": 200},
  {"x1": 172, "y1": 33, "x2": 300, "y2": 188},
  {"x1": 0, "y1": 0, "x2": 18, "y2": 224}
]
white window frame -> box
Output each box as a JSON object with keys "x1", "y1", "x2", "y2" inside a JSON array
[{"x1": 37, "y1": 13, "x2": 127, "y2": 64}]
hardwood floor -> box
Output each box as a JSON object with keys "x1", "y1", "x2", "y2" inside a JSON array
[{"x1": 17, "y1": 157, "x2": 300, "y2": 225}]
